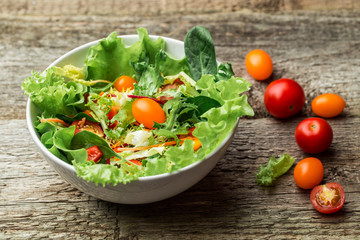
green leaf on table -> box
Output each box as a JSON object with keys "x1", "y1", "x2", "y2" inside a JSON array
[{"x1": 255, "y1": 153, "x2": 296, "y2": 186}]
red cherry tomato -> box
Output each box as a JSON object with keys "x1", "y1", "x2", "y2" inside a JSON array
[
  {"x1": 312, "y1": 93, "x2": 346, "y2": 118},
  {"x1": 86, "y1": 145, "x2": 103, "y2": 163},
  {"x1": 294, "y1": 157, "x2": 324, "y2": 189},
  {"x1": 245, "y1": 49, "x2": 273, "y2": 80},
  {"x1": 310, "y1": 182, "x2": 345, "y2": 214},
  {"x1": 114, "y1": 75, "x2": 137, "y2": 92},
  {"x1": 264, "y1": 78, "x2": 305, "y2": 118},
  {"x1": 71, "y1": 119, "x2": 104, "y2": 137},
  {"x1": 107, "y1": 106, "x2": 120, "y2": 129},
  {"x1": 132, "y1": 98, "x2": 166, "y2": 129},
  {"x1": 295, "y1": 117, "x2": 333, "y2": 154},
  {"x1": 127, "y1": 159, "x2": 142, "y2": 166}
]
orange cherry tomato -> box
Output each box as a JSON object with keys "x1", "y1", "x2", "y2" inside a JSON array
[
  {"x1": 245, "y1": 49, "x2": 273, "y2": 80},
  {"x1": 311, "y1": 93, "x2": 346, "y2": 118},
  {"x1": 114, "y1": 75, "x2": 137, "y2": 92},
  {"x1": 132, "y1": 98, "x2": 166, "y2": 129},
  {"x1": 294, "y1": 157, "x2": 324, "y2": 189}
]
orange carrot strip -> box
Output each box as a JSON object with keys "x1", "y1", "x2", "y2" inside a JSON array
[
  {"x1": 40, "y1": 118, "x2": 69, "y2": 127},
  {"x1": 115, "y1": 141, "x2": 177, "y2": 152},
  {"x1": 112, "y1": 141, "x2": 123, "y2": 149},
  {"x1": 83, "y1": 110, "x2": 93, "y2": 117}
]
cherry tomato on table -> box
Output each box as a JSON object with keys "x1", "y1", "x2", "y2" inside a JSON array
[
  {"x1": 312, "y1": 93, "x2": 346, "y2": 118},
  {"x1": 114, "y1": 75, "x2": 137, "y2": 92},
  {"x1": 310, "y1": 182, "x2": 345, "y2": 214},
  {"x1": 245, "y1": 49, "x2": 273, "y2": 80},
  {"x1": 264, "y1": 78, "x2": 305, "y2": 118},
  {"x1": 132, "y1": 98, "x2": 166, "y2": 129},
  {"x1": 86, "y1": 145, "x2": 103, "y2": 163},
  {"x1": 294, "y1": 157, "x2": 324, "y2": 189},
  {"x1": 295, "y1": 117, "x2": 333, "y2": 154}
]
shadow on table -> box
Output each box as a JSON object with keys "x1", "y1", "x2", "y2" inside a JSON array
[{"x1": 102, "y1": 171, "x2": 242, "y2": 225}]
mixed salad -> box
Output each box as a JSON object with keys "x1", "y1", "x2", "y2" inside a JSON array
[{"x1": 22, "y1": 26, "x2": 254, "y2": 185}]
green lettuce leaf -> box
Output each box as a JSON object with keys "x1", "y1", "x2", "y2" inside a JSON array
[
  {"x1": 22, "y1": 68, "x2": 87, "y2": 116},
  {"x1": 193, "y1": 75, "x2": 254, "y2": 155},
  {"x1": 84, "y1": 28, "x2": 165, "y2": 81},
  {"x1": 256, "y1": 153, "x2": 296, "y2": 186}
]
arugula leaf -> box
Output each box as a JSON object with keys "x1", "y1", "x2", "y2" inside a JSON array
[
  {"x1": 184, "y1": 26, "x2": 217, "y2": 81},
  {"x1": 133, "y1": 63, "x2": 164, "y2": 97},
  {"x1": 256, "y1": 154, "x2": 296, "y2": 186}
]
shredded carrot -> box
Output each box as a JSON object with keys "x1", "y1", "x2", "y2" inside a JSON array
[
  {"x1": 112, "y1": 141, "x2": 124, "y2": 149},
  {"x1": 83, "y1": 110, "x2": 93, "y2": 117},
  {"x1": 99, "y1": 91, "x2": 105, "y2": 96},
  {"x1": 114, "y1": 137, "x2": 202, "y2": 152},
  {"x1": 41, "y1": 118, "x2": 69, "y2": 127},
  {"x1": 114, "y1": 141, "x2": 177, "y2": 152}
]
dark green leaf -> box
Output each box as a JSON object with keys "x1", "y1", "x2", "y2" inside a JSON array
[
  {"x1": 56, "y1": 112, "x2": 98, "y2": 123},
  {"x1": 184, "y1": 26, "x2": 217, "y2": 81}
]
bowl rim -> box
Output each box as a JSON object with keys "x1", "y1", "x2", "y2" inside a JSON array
[{"x1": 26, "y1": 34, "x2": 239, "y2": 182}]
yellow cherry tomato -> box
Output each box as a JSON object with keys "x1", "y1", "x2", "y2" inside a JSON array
[
  {"x1": 114, "y1": 75, "x2": 137, "y2": 92},
  {"x1": 132, "y1": 98, "x2": 166, "y2": 129},
  {"x1": 311, "y1": 93, "x2": 346, "y2": 118}
]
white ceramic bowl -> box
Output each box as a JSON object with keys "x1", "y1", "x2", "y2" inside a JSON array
[{"x1": 26, "y1": 35, "x2": 239, "y2": 204}]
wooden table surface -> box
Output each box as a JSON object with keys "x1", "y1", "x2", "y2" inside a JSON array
[{"x1": 1, "y1": 0, "x2": 360, "y2": 239}]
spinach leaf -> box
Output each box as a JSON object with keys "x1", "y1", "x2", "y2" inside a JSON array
[
  {"x1": 177, "y1": 96, "x2": 221, "y2": 123},
  {"x1": 184, "y1": 26, "x2": 217, "y2": 81},
  {"x1": 215, "y1": 62, "x2": 235, "y2": 82}
]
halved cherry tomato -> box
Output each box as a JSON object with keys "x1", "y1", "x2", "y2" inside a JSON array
[
  {"x1": 158, "y1": 78, "x2": 184, "y2": 102},
  {"x1": 310, "y1": 182, "x2": 345, "y2": 214},
  {"x1": 114, "y1": 75, "x2": 137, "y2": 92},
  {"x1": 264, "y1": 78, "x2": 305, "y2": 118},
  {"x1": 71, "y1": 119, "x2": 104, "y2": 137},
  {"x1": 132, "y1": 98, "x2": 166, "y2": 129},
  {"x1": 294, "y1": 157, "x2": 324, "y2": 189},
  {"x1": 295, "y1": 117, "x2": 333, "y2": 154},
  {"x1": 312, "y1": 93, "x2": 346, "y2": 118},
  {"x1": 245, "y1": 49, "x2": 273, "y2": 80},
  {"x1": 107, "y1": 106, "x2": 120, "y2": 129},
  {"x1": 86, "y1": 145, "x2": 103, "y2": 163}
]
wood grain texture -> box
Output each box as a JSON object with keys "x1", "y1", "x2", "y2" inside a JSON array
[{"x1": 1, "y1": 0, "x2": 359, "y2": 239}]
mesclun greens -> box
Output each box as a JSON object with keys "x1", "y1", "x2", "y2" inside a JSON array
[{"x1": 22, "y1": 26, "x2": 254, "y2": 186}]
